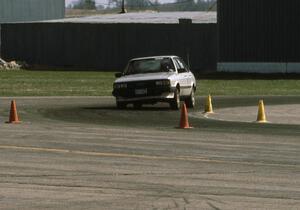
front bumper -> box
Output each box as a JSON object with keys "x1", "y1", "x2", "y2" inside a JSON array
[
  {"x1": 115, "y1": 92, "x2": 175, "y2": 102},
  {"x1": 113, "y1": 86, "x2": 176, "y2": 102}
]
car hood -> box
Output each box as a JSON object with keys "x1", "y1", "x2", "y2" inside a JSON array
[{"x1": 115, "y1": 72, "x2": 175, "y2": 83}]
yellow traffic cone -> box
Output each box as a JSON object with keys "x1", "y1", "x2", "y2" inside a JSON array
[
  {"x1": 204, "y1": 94, "x2": 214, "y2": 113},
  {"x1": 256, "y1": 100, "x2": 267, "y2": 123}
]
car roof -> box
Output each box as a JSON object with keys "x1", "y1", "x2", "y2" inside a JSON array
[{"x1": 129, "y1": 55, "x2": 178, "y2": 62}]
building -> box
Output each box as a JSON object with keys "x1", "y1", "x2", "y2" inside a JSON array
[
  {"x1": 218, "y1": 0, "x2": 300, "y2": 73},
  {"x1": 0, "y1": 0, "x2": 65, "y2": 23},
  {"x1": 0, "y1": 0, "x2": 65, "y2": 56},
  {"x1": 2, "y1": 0, "x2": 300, "y2": 74},
  {"x1": 1, "y1": 12, "x2": 217, "y2": 72}
]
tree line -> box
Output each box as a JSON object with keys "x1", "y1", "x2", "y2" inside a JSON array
[{"x1": 71, "y1": 0, "x2": 217, "y2": 11}]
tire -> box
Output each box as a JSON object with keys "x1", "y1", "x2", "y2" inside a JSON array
[
  {"x1": 170, "y1": 88, "x2": 180, "y2": 110},
  {"x1": 133, "y1": 102, "x2": 142, "y2": 109},
  {"x1": 116, "y1": 101, "x2": 127, "y2": 109},
  {"x1": 186, "y1": 88, "x2": 195, "y2": 108}
]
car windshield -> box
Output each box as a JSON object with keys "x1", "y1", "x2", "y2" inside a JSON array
[{"x1": 124, "y1": 58, "x2": 175, "y2": 75}]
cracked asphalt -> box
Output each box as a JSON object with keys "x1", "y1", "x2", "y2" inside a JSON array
[{"x1": 0, "y1": 96, "x2": 299, "y2": 209}]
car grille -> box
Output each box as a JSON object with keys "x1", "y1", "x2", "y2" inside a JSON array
[
  {"x1": 114, "y1": 80, "x2": 170, "y2": 98},
  {"x1": 127, "y1": 81, "x2": 156, "y2": 89}
]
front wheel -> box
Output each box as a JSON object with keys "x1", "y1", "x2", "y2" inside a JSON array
[
  {"x1": 170, "y1": 88, "x2": 180, "y2": 110},
  {"x1": 186, "y1": 88, "x2": 195, "y2": 108}
]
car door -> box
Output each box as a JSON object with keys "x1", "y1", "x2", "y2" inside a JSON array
[
  {"x1": 173, "y1": 57, "x2": 190, "y2": 96},
  {"x1": 177, "y1": 57, "x2": 194, "y2": 93}
]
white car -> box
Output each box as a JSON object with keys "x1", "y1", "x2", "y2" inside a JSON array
[{"x1": 112, "y1": 56, "x2": 196, "y2": 109}]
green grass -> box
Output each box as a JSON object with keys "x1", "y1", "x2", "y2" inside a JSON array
[
  {"x1": 0, "y1": 70, "x2": 115, "y2": 96},
  {"x1": 0, "y1": 70, "x2": 299, "y2": 96},
  {"x1": 198, "y1": 80, "x2": 300, "y2": 96}
]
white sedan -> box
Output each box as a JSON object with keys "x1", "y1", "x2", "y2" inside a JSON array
[{"x1": 112, "y1": 56, "x2": 196, "y2": 110}]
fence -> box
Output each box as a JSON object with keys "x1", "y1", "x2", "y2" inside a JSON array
[{"x1": 1, "y1": 22, "x2": 217, "y2": 72}]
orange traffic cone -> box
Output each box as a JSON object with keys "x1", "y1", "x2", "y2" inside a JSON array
[
  {"x1": 7, "y1": 100, "x2": 21, "y2": 124},
  {"x1": 179, "y1": 103, "x2": 192, "y2": 129}
]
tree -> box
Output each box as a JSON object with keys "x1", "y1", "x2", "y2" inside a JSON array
[
  {"x1": 108, "y1": 0, "x2": 150, "y2": 10},
  {"x1": 175, "y1": 0, "x2": 195, "y2": 10},
  {"x1": 196, "y1": 0, "x2": 217, "y2": 11},
  {"x1": 73, "y1": 0, "x2": 96, "y2": 10},
  {"x1": 160, "y1": 0, "x2": 216, "y2": 11},
  {"x1": 108, "y1": 0, "x2": 121, "y2": 8},
  {"x1": 126, "y1": 0, "x2": 150, "y2": 9}
]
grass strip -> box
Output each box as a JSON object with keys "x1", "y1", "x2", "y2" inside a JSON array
[{"x1": 0, "y1": 70, "x2": 299, "y2": 96}]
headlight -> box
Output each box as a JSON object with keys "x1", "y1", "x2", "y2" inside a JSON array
[
  {"x1": 114, "y1": 83, "x2": 127, "y2": 89},
  {"x1": 155, "y1": 80, "x2": 170, "y2": 86}
]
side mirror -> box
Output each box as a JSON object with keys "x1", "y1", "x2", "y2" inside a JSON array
[{"x1": 115, "y1": 72, "x2": 122, "y2": 78}]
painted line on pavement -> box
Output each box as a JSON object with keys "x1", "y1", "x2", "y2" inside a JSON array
[{"x1": 0, "y1": 145, "x2": 298, "y2": 169}]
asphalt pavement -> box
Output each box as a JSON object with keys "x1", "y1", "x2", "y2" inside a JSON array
[{"x1": 0, "y1": 96, "x2": 299, "y2": 209}]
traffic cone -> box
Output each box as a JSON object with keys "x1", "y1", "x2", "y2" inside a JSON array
[
  {"x1": 256, "y1": 100, "x2": 267, "y2": 123},
  {"x1": 7, "y1": 100, "x2": 21, "y2": 124},
  {"x1": 204, "y1": 94, "x2": 214, "y2": 113},
  {"x1": 179, "y1": 103, "x2": 192, "y2": 129}
]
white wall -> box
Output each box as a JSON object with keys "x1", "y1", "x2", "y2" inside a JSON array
[{"x1": 218, "y1": 63, "x2": 300, "y2": 73}]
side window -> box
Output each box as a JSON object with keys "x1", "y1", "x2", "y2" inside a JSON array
[
  {"x1": 177, "y1": 58, "x2": 190, "y2": 72},
  {"x1": 174, "y1": 58, "x2": 188, "y2": 73},
  {"x1": 173, "y1": 59, "x2": 181, "y2": 71},
  {"x1": 161, "y1": 58, "x2": 175, "y2": 72}
]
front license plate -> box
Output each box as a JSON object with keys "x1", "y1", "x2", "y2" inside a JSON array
[{"x1": 135, "y1": 89, "x2": 147, "y2": 95}]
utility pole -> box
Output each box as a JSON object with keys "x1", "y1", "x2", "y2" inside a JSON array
[{"x1": 120, "y1": 0, "x2": 127, "y2": 13}]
